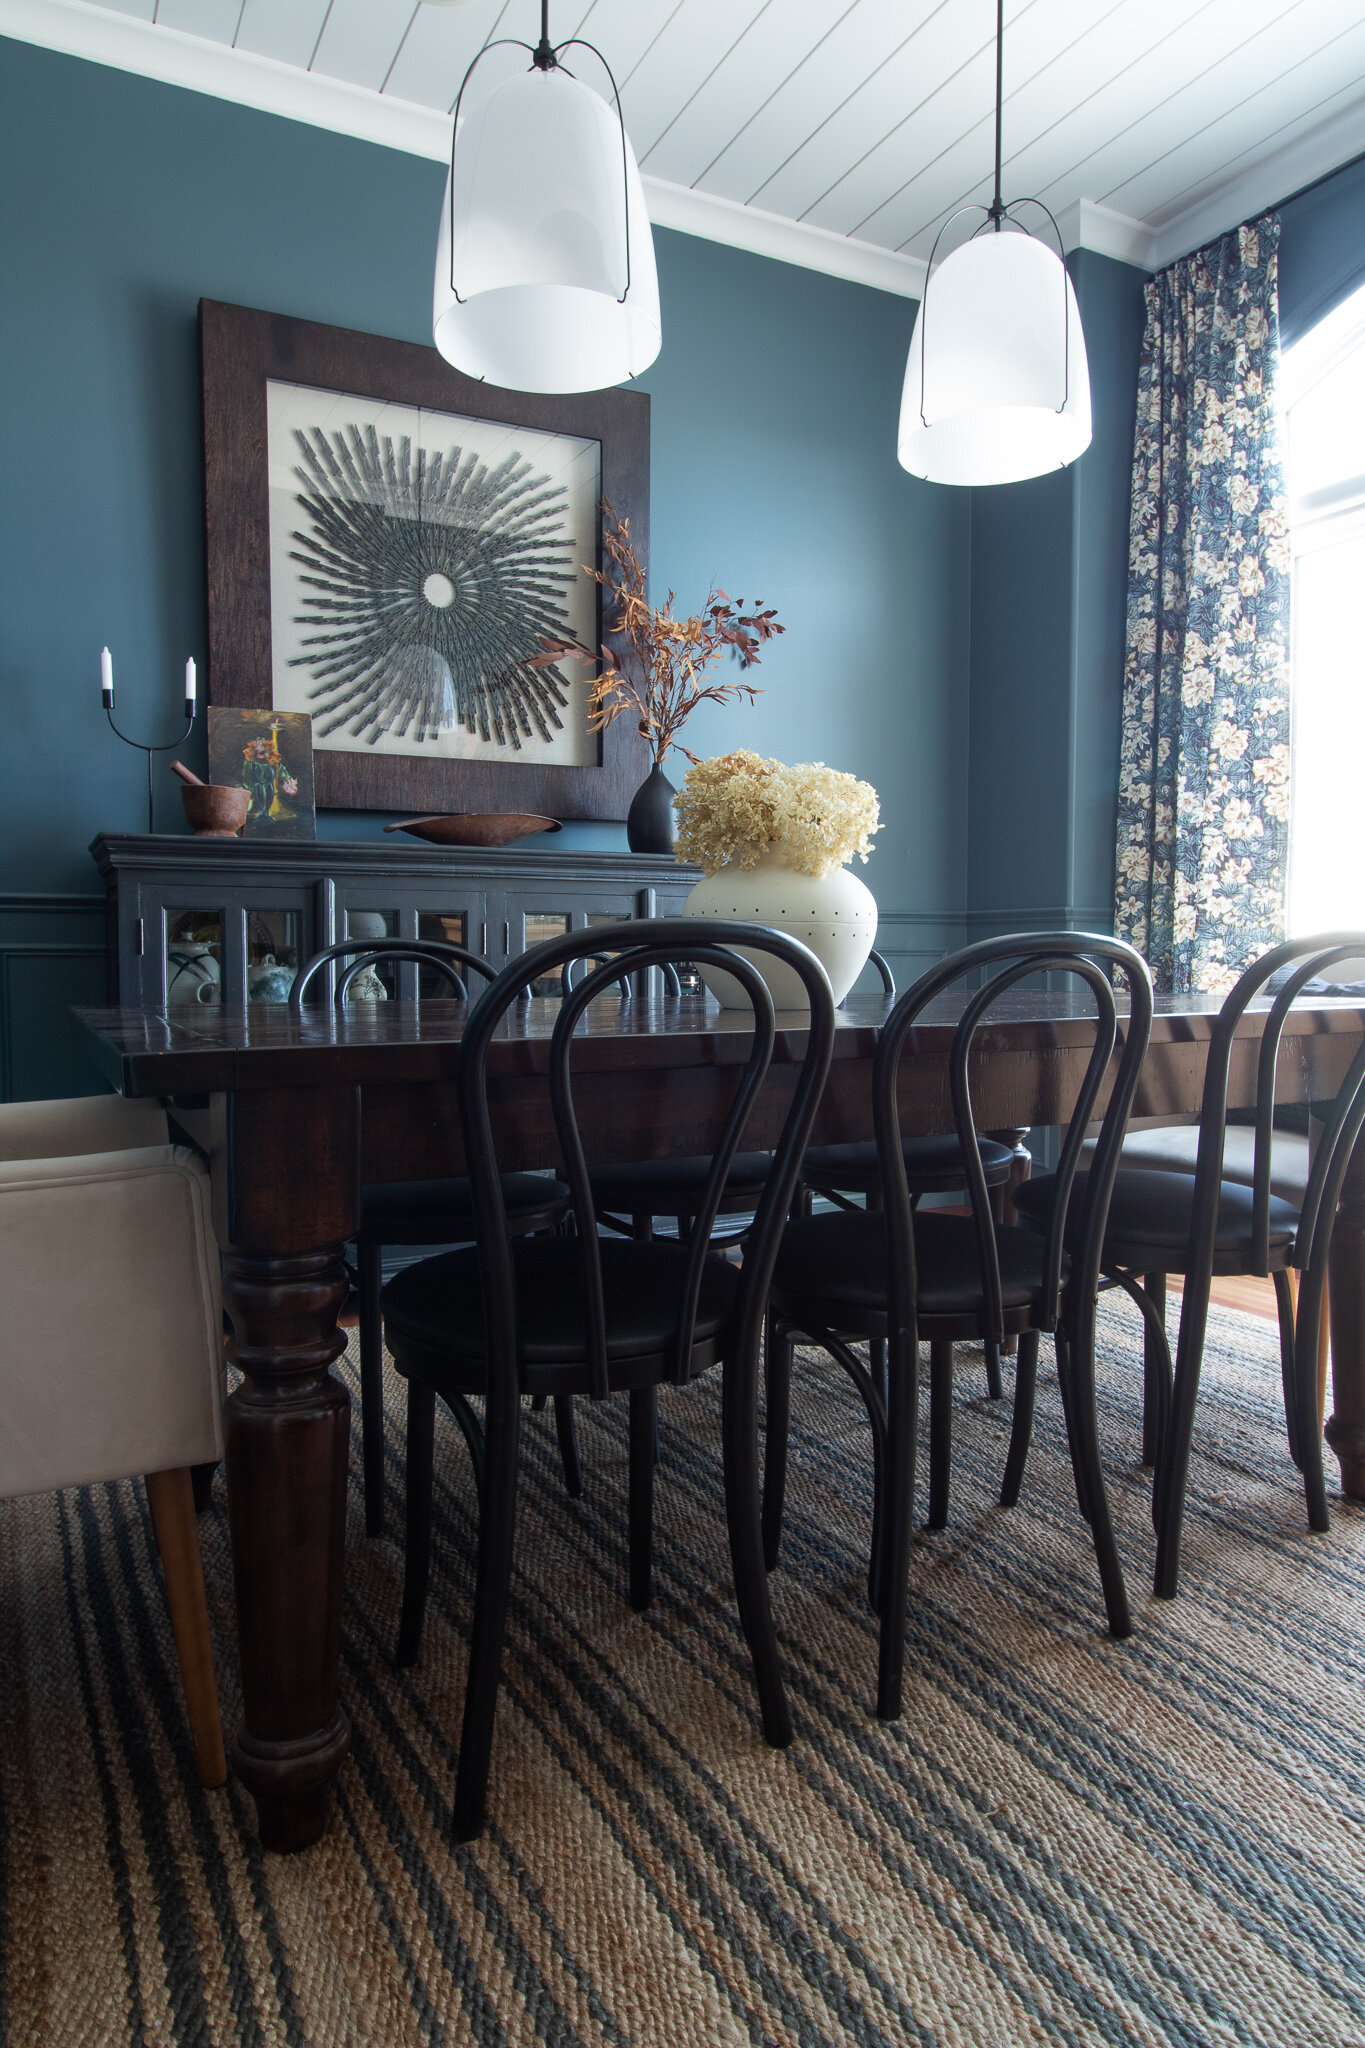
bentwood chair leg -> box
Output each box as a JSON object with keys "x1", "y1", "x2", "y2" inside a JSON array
[
  {"x1": 876, "y1": 1333, "x2": 919, "y2": 1721},
  {"x1": 1054, "y1": 1329, "x2": 1092, "y2": 1524},
  {"x1": 1291, "y1": 1263, "x2": 1332, "y2": 1534},
  {"x1": 926, "y1": 1340, "x2": 954, "y2": 1530},
  {"x1": 1273, "y1": 1268, "x2": 1302, "y2": 1469},
  {"x1": 394, "y1": 1379, "x2": 436, "y2": 1668},
  {"x1": 723, "y1": 1340, "x2": 792, "y2": 1748},
  {"x1": 554, "y1": 1394, "x2": 584, "y2": 1497},
  {"x1": 999, "y1": 1330, "x2": 1039, "y2": 1507},
  {"x1": 144, "y1": 1467, "x2": 227, "y2": 1788},
  {"x1": 983, "y1": 1341, "x2": 1004, "y2": 1401},
  {"x1": 761, "y1": 1307, "x2": 793, "y2": 1571},
  {"x1": 1152, "y1": 1280, "x2": 1217, "y2": 1600},
  {"x1": 1061, "y1": 1327, "x2": 1132, "y2": 1637},
  {"x1": 628, "y1": 1386, "x2": 656, "y2": 1611},
  {"x1": 453, "y1": 1381, "x2": 523, "y2": 1842},
  {"x1": 1141, "y1": 1275, "x2": 1167, "y2": 1468},
  {"x1": 358, "y1": 1239, "x2": 387, "y2": 1537}
]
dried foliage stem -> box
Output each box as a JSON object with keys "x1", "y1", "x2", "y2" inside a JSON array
[{"x1": 534, "y1": 501, "x2": 783, "y2": 769}]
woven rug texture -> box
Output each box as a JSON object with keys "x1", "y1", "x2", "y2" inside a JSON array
[{"x1": 1, "y1": 1297, "x2": 1362, "y2": 2048}]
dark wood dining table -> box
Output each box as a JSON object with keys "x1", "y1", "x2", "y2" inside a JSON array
[{"x1": 77, "y1": 987, "x2": 1365, "y2": 1853}]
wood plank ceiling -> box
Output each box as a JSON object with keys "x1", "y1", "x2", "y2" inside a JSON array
[{"x1": 59, "y1": 0, "x2": 1365, "y2": 268}]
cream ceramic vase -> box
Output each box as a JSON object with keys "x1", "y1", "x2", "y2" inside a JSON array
[{"x1": 683, "y1": 846, "x2": 877, "y2": 1009}]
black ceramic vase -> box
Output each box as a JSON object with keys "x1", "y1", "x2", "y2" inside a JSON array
[{"x1": 626, "y1": 764, "x2": 677, "y2": 855}]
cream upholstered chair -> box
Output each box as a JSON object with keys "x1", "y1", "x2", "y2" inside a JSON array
[{"x1": 0, "y1": 1094, "x2": 227, "y2": 1787}]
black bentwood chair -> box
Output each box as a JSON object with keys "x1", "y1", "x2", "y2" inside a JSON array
[
  {"x1": 380, "y1": 917, "x2": 836, "y2": 1841},
  {"x1": 1014, "y1": 933, "x2": 1365, "y2": 1598},
  {"x1": 766, "y1": 933, "x2": 1154, "y2": 1720},
  {"x1": 291, "y1": 940, "x2": 571, "y2": 1534},
  {"x1": 587, "y1": 949, "x2": 895, "y2": 1249}
]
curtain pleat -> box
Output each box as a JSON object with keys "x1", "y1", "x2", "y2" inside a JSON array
[{"x1": 1115, "y1": 214, "x2": 1291, "y2": 995}]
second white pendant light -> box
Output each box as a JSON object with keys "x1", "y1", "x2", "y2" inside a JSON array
[
  {"x1": 897, "y1": 0, "x2": 1091, "y2": 487},
  {"x1": 432, "y1": 2, "x2": 660, "y2": 395}
]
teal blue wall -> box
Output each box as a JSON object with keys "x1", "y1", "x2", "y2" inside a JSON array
[
  {"x1": 1279, "y1": 149, "x2": 1365, "y2": 344},
  {"x1": 0, "y1": 37, "x2": 963, "y2": 897},
  {"x1": 965, "y1": 248, "x2": 1147, "y2": 939},
  {"x1": 0, "y1": 36, "x2": 970, "y2": 1090}
]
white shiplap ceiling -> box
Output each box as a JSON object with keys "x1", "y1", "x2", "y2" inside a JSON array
[{"x1": 5, "y1": 0, "x2": 1365, "y2": 293}]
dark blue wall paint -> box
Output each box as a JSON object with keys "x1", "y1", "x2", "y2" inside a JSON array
[
  {"x1": 965, "y1": 249, "x2": 1147, "y2": 931},
  {"x1": 1279, "y1": 149, "x2": 1365, "y2": 345},
  {"x1": 0, "y1": 34, "x2": 964, "y2": 933}
]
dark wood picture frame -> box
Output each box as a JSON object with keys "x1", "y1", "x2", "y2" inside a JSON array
[{"x1": 200, "y1": 298, "x2": 650, "y2": 820}]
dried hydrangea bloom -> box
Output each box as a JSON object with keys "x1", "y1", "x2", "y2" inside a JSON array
[{"x1": 676, "y1": 751, "x2": 879, "y2": 878}]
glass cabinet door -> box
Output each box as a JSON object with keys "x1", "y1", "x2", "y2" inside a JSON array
[{"x1": 165, "y1": 911, "x2": 224, "y2": 1006}]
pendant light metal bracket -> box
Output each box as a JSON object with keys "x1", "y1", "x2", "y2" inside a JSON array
[
  {"x1": 445, "y1": 11, "x2": 634, "y2": 312},
  {"x1": 915, "y1": 0, "x2": 1071, "y2": 441}
]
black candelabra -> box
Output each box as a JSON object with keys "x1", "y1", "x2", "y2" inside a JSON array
[{"x1": 101, "y1": 650, "x2": 197, "y2": 833}]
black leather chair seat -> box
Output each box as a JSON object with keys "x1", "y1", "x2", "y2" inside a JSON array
[
  {"x1": 801, "y1": 1133, "x2": 1014, "y2": 1195},
  {"x1": 588, "y1": 1151, "x2": 773, "y2": 1214},
  {"x1": 359, "y1": 1172, "x2": 570, "y2": 1246},
  {"x1": 383, "y1": 1236, "x2": 742, "y2": 1389},
  {"x1": 773, "y1": 1208, "x2": 1058, "y2": 1331},
  {"x1": 1012, "y1": 1168, "x2": 1300, "y2": 1274}
]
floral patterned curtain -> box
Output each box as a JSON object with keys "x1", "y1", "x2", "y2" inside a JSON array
[{"x1": 1115, "y1": 214, "x2": 1291, "y2": 996}]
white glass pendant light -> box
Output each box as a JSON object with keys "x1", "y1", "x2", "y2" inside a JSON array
[
  {"x1": 897, "y1": 0, "x2": 1090, "y2": 486},
  {"x1": 432, "y1": 1, "x2": 660, "y2": 394}
]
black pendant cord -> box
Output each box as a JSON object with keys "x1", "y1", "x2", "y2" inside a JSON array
[
  {"x1": 533, "y1": 0, "x2": 554, "y2": 70},
  {"x1": 915, "y1": 0, "x2": 1072, "y2": 431},
  {"x1": 989, "y1": 0, "x2": 1005, "y2": 228}
]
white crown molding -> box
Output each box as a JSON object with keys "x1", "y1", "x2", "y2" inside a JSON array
[
  {"x1": 641, "y1": 182, "x2": 925, "y2": 298},
  {"x1": 7, "y1": 0, "x2": 1363, "y2": 294},
  {"x1": 0, "y1": 0, "x2": 927, "y2": 296},
  {"x1": 0, "y1": 0, "x2": 456, "y2": 158},
  {"x1": 1145, "y1": 94, "x2": 1365, "y2": 273},
  {"x1": 1057, "y1": 200, "x2": 1155, "y2": 272}
]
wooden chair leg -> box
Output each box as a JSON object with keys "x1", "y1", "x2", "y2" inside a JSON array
[
  {"x1": 190, "y1": 1460, "x2": 218, "y2": 1515},
  {"x1": 628, "y1": 1387, "x2": 655, "y2": 1611},
  {"x1": 761, "y1": 1307, "x2": 793, "y2": 1572},
  {"x1": 876, "y1": 1331, "x2": 919, "y2": 1722},
  {"x1": 1141, "y1": 1275, "x2": 1167, "y2": 1468},
  {"x1": 358, "y1": 1238, "x2": 387, "y2": 1538},
  {"x1": 144, "y1": 1467, "x2": 226, "y2": 1789},
  {"x1": 927, "y1": 1340, "x2": 954, "y2": 1529},
  {"x1": 453, "y1": 1377, "x2": 523, "y2": 1842},
  {"x1": 1000, "y1": 1329, "x2": 1039, "y2": 1507},
  {"x1": 553, "y1": 1394, "x2": 584, "y2": 1497},
  {"x1": 1318, "y1": 1274, "x2": 1332, "y2": 1432},
  {"x1": 394, "y1": 1380, "x2": 437, "y2": 1667},
  {"x1": 723, "y1": 1334, "x2": 792, "y2": 1750},
  {"x1": 1058, "y1": 1326, "x2": 1131, "y2": 1637}
]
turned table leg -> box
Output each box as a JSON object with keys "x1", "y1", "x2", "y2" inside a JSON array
[
  {"x1": 1326, "y1": 1120, "x2": 1365, "y2": 1502},
  {"x1": 221, "y1": 1086, "x2": 360, "y2": 1851}
]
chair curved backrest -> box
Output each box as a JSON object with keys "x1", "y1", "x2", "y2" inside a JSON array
[
  {"x1": 290, "y1": 938, "x2": 497, "y2": 1010},
  {"x1": 866, "y1": 949, "x2": 896, "y2": 998},
  {"x1": 872, "y1": 932, "x2": 1154, "y2": 1349},
  {"x1": 1182, "y1": 933, "x2": 1365, "y2": 1282},
  {"x1": 560, "y1": 954, "x2": 683, "y2": 1001},
  {"x1": 457, "y1": 917, "x2": 837, "y2": 1401}
]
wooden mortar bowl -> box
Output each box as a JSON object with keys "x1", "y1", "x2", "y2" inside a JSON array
[{"x1": 182, "y1": 784, "x2": 250, "y2": 837}]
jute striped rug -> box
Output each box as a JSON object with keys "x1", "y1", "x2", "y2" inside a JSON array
[{"x1": 2, "y1": 1299, "x2": 1362, "y2": 2048}]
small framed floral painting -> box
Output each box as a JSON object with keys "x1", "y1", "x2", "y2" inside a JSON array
[
  {"x1": 200, "y1": 300, "x2": 650, "y2": 821},
  {"x1": 207, "y1": 707, "x2": 317, "y2": 841}
]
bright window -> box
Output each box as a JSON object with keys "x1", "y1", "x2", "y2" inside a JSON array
[{"x1": 1280, "y1": 280, "x2": 1365, "y2": 935}]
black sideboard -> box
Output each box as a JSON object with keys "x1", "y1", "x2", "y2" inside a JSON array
[{"x1": 89, "y1": 834, "x2": 702, "y2": 1008}]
